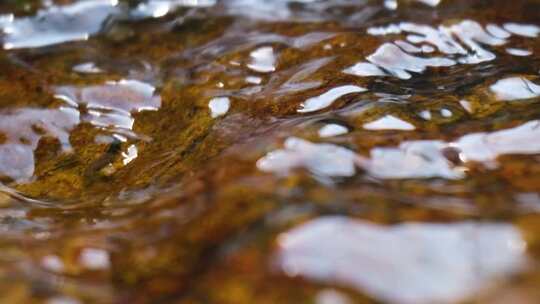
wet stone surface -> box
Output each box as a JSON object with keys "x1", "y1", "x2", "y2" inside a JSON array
[{"x1": 0, "y1": 0, "x2": 540, "y2": 303}]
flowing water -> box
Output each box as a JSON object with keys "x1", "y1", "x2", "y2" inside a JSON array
[{"x1": 1, "y1": 0, "x2": 540, "y2": 303}]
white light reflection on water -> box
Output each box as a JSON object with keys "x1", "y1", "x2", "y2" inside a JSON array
[
  {"x1": 257, "y1": 137, "x2": 357, "y2": 178},
  {"x1": 79, "y1": 248, "x2": 110, "y2": 270},
  {"x1": 316, "y1": 289, "x2": 353, "y2": 304},
  {"x1": 0, "y1": 80, "x2": 160, "y2": 182},
  {"x1": 346, "y1": 20, "x2": 540, "y2": 79},
  {"x1": 366, "y1": 140, "x2": 463, "y2": 179},
  {"x1": 133, "y1": 0, "x2": 217, "y2": 18},
  {"x1": 318, "y1": 124, "x2": 349, "y2": 138},
  {"x1": 503, "y1": 23, "x2": 540, "y2": 38},
  {"x1": 248, "y1": 46, "x2": 277, "y2": 73},
  {"x1": 122, "y1": 145, "x2": 139, "y2": 165},
  {"x1": 258, "y1": 119, "x2": 540, "y2": 180},
  {"x1": 455, "y1": 120, "x2": 540, "y2": 163},
  {"x1": 0, "y1": 107, "x2": 79, "y2": 182},
  {"x1": 415, "y1": 0, "x2": 441, "y2": 6},
  {"x1": 208, "y1": 97, "x2": 231, "y2": 118},
  {"x1": 223, "y1": 0, "x2": 319, "y2": 21},
  {"x1": 362, "y1": 42, "x2": 455, "y2": 79},
  {"x1": 72, "y1": 62, "x2": 103, "y2": 74},
  {"x1": 0, "y1": 0, "x2": 119, "y2": 49},
  {"x1": 505, "y1": 48, "x2": 532, "y2": 56},
  {"x1": 490, "y1": 77, "x2": 540, "y2": 101},
  {"x1": 276, "y1": 216, "x2": 527, "y2": 304},
  {"x1": 298, "y1": 85, "x2": 367, "y2": 113},
  {"x1": 368, "y1": 119, "x2": 540, "y2": 178},
  {"x1": 363, "y1": 115, "x2": 415, "y2": 131},
  {"x1": 55, "y1": 79, "x2": 161, "y2": 130}
]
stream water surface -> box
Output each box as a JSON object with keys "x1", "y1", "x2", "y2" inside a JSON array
[{"x1": 0, "y1": 0, "x2": 540, "y2": 303}]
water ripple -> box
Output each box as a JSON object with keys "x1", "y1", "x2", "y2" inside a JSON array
[{"x1": 277, "y1": 216, "x2": 527, "y2": 304}]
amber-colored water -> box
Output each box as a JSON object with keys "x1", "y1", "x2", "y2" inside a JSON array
[{"x1": 1, "y1": 0, "x2": 540, "y2": 303}]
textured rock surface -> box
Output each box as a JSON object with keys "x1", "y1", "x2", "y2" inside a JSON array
[{"x1": 0, "y1": 0, "x2": 540, "y2": 303}]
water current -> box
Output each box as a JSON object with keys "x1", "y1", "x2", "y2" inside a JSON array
[{"x1": 0, "y1": 0, "x2": 539, "y2": 303}]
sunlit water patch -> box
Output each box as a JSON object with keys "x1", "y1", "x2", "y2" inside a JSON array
[
  {"x1": 133, "y1": 0, "x2": 217, "y2": 18},
  {"x1": 259, "y1": 119, "x2": 540, "y2": 180},
  {"x1": 55, "y1": 79, "x2": 161, "y2": 139},
  {"x1": 0, "y1": 107, "x2": 79, "y2": 182},
  {"x1": 490, "y1": 77, "x2": 540, "y2": 101},
  {"x1": 0, "y1": 79, "x2": 159, "y2": 182},
  {"x1": 0, "y1": 0, "x2": 119, "y2": 49},
  {"x1": 277, "y1": 216, "x2": 527, "y2": 304},
  {"x1": 346, "y1": 20, "x2": 540, "y2": 79}
]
